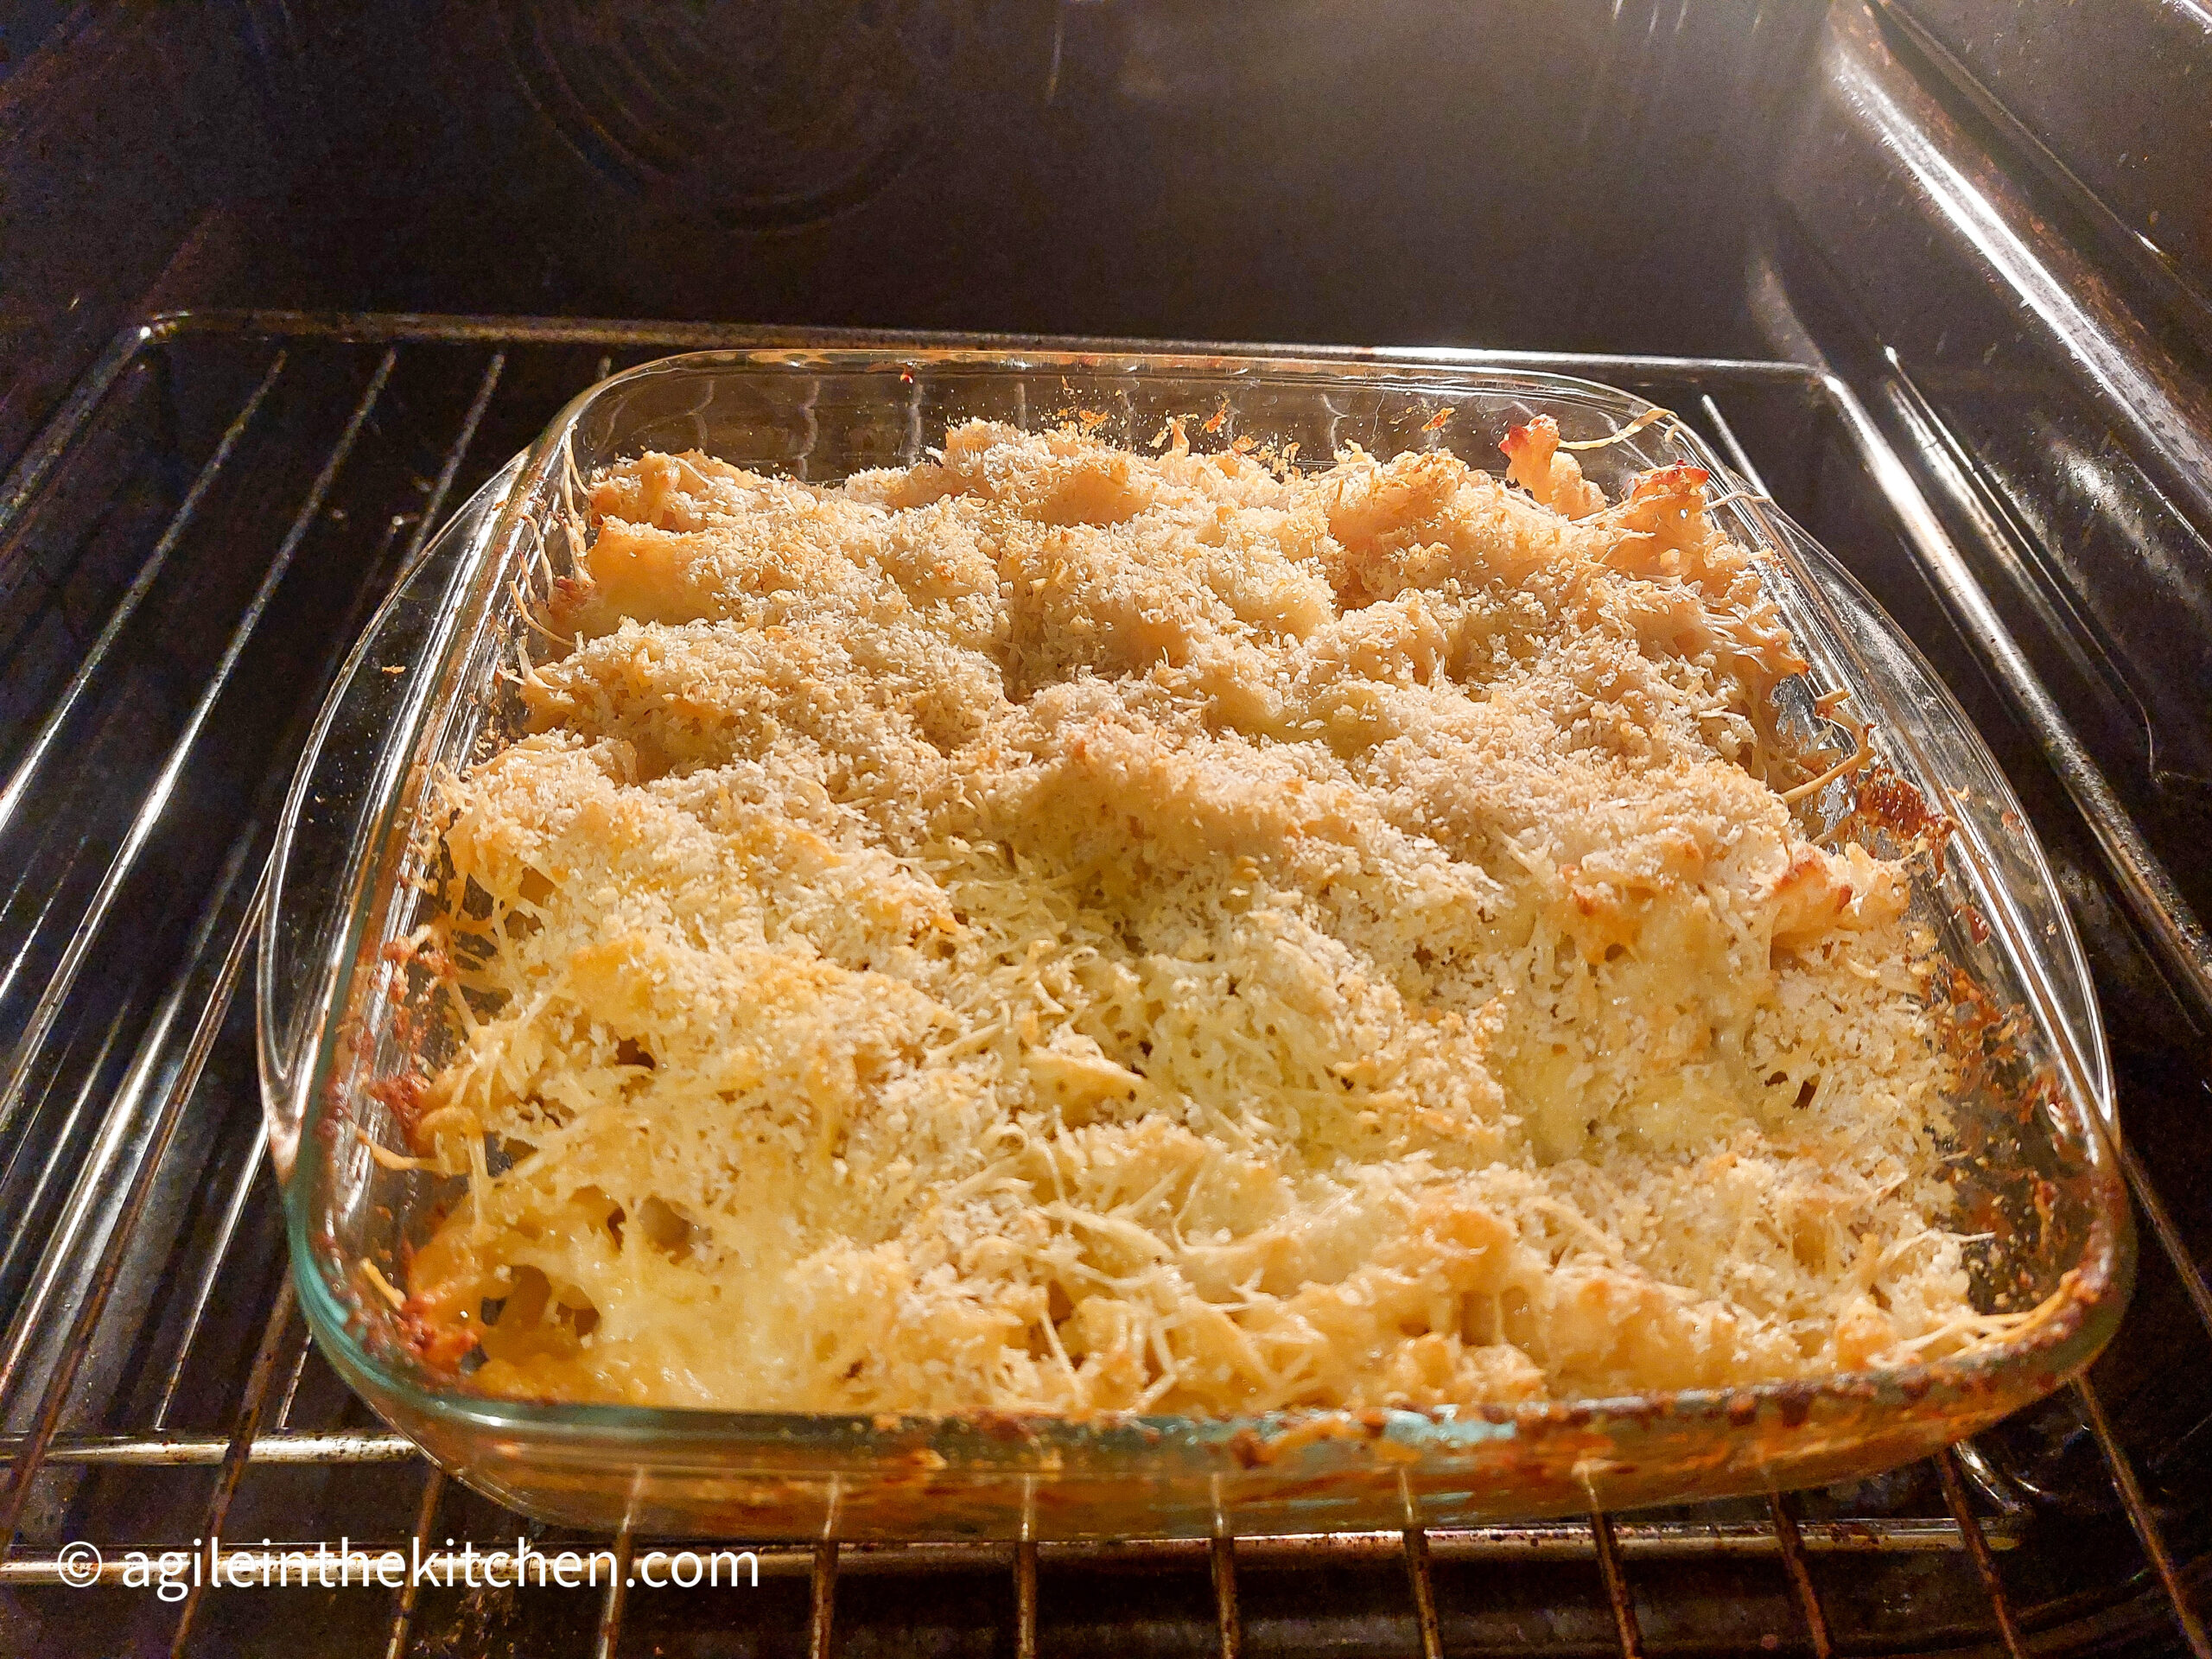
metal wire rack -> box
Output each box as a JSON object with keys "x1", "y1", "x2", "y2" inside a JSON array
[{"x1": 0, "y1": 311, "x2": 2204, "y2": 1656}]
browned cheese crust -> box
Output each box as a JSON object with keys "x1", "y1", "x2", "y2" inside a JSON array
[{"x1": 395, "y1": 416, "x2": 2004, "y2": 1414}]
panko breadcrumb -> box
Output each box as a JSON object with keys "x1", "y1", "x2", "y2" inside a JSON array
[{"x1": 394, "y1": 415, "x2": 1995, "y2": 1416}]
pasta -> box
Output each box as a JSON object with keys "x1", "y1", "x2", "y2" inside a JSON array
[{"x1": 391, "y1": 415, "x2": 1992, "y2": 1416}]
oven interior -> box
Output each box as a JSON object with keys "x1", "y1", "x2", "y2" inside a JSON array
[{"x1": 3, "y1": 2, "x2": 2209, "y2": 1654}]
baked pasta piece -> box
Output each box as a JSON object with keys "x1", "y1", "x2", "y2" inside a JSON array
[{"x1": 391, "y1": 415, "x2": 1997, "y2": 1415}]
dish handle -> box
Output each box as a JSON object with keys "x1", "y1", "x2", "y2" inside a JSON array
[{"x1": 257, "y1": 459, "x2": 524, "y2": 1179}]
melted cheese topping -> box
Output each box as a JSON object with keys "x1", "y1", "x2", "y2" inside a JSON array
[{"x1": 398, "y1": 418, "x2": 1993, "y2": 1415}]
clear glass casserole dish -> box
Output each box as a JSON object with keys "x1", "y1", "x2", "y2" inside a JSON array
[{"x1": 258, "y1": 348, "x2": 2131, "y2": 1541}]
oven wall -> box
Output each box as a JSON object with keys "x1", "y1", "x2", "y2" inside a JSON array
[
  {"x1": 0, "y1": 4, "x2": 298, "y2": 481},
  {"x1": 254, "y1": 0, "x2": 1823, "y2": 354},
  {"x1": 1758, "y1": 0, "x2": 2212, "y2": 1025},
  {"x1": 0, "y1": 0, "x2": 1830, "y2": 486}
]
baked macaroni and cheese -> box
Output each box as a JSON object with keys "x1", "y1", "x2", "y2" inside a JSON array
[{"x1": 391, "y1": 415, "x2": 2003, "y2": 1415}]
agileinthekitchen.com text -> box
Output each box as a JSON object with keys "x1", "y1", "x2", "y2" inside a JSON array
[{"x1": 51, "y1": 1536, "x2": 760, "y2": 1601}]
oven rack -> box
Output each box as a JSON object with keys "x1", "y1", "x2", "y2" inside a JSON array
[{"x1": 0, "y1": 312, "x2": 2203, "y2": 1657}]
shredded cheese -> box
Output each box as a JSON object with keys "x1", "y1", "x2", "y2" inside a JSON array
[{"x1": 397, "y1": 416, "x2": 1993, "y2": 1415}]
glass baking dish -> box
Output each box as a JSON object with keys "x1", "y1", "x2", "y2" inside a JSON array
[{"x1": 258, "y1": 348, "x2": 2131, "y2": 1541}]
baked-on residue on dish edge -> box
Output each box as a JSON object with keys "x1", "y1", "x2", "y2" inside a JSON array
[{"x1": 389, "y1": 416, "x2": 2016, "y2": 1414}]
